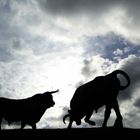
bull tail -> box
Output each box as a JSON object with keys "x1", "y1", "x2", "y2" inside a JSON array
[
  {"x1": 112, "y1": 70, "x2": 130, "y2": 90},
  {"x1": 63, "y1": 114, "x2": 70, "y2": 124}
]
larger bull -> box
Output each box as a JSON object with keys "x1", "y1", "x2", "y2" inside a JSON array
[
  {"x1": 63, "y1": 70, "x2": 130, "y2": 129},
  {"x1": 0, "y1": 89, "x2": 59, "y2": 130}
]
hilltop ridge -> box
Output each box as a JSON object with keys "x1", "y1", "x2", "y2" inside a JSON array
[{"x1": 0, "y1": 127, "x2": 139, "y2": 138}]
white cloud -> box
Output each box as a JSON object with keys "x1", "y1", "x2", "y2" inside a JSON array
[{"x1": 113, "y1": 48, "x2": 123, "y2": 56}]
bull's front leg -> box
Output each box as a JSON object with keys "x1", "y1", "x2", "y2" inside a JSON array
[
  {"x1": 84, "y1": 109, "x2": 96, "y2": 125},
  {"x1": 102, "y1": 105, "x2": 111, "y2": 128},
  {"x1": 67, "y1": 117, "x2": 73, "y2": 129}
]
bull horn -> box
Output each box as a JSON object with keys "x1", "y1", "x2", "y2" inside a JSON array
[
  {"x1": 44, "y1": 89, "x2": 59, "y2": 94},
  {"x1": 112, "y1": 70, "x2": 131, "y2": 90},
  {"x1": 63, "y1": 114, "x2": 70, "y2": 124},
  {"x1": 49, "y1": 89, "x2": 59, "y2": 94}
]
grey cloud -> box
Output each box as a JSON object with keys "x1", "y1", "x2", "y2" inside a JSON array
[
  {"x1": 81, "y1": 59, "x2": 96, "y2": 77},
  {"x1": 0, "y1": 37, "x2": 32, "y2": 63},
  {"x1": 0, "y1": 47, "x2": 14, "y2": 62},
  {"x1": 123, "y1": 0, "x2": 140, "y2": 20},
  {"x1": 81, "y1": 56, "x2": 113, "y2": 80},
  {"x1": 134, "y1": 98, "x2": 140, "y2": 108},
  {"x1": 118, "y1": 55, "x2": 140, "y2": 101},
  {"x1": 38, "y1": 0, "x2": 120, "y2": 16},
  {"x1": 123, "y1": 109, "x2": 140, "y2": 128},
  {"x1": 38, "y1": 0, "x2": 140, "y2": 17},
  {"x1": 75, "y1": 81, "x2": 85, "y2": 88}
]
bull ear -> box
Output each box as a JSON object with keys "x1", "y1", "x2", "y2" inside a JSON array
[{"x1": 45, "y1": 89, "x2": 59, "y2": 95}]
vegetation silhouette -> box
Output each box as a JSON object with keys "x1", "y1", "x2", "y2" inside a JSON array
[
  {"x1": 0, "y1": 89, "x2": 59, "y2": 130},
  {"x1": 63, "y1": 70, "x2": 130, "y2": 129}
]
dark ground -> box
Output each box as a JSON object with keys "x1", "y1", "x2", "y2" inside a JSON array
[{"x1": 0, "y1": 127, "x2": 140, "y2": 139}]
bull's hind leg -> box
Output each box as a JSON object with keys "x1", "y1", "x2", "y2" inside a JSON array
[
  {"x1": 112, "y1": 100, "x2": 123, "y2": 127},
  {"x1": 102, "y1": 105, "x2": 112, "y2": 127},
  {"x1": 21, "y1": 122, "x2": 26, "y2": 129},
  {"x1": 31, "y1": 123, "x2": 36, "y2": 129},
  {"x1": 84, "y1": 109, "x2": 96, "y2": 125},
  {"x1": 0, "y1": 116, "x2": 2, "y2": 130}
]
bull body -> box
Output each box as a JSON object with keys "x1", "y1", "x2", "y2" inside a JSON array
[
  {"x1": 63, "y1": 70, "x2": 130, "y2": 129},
  {"x1": 0, "y1": 90, "x2": 59, "y2": 130}
]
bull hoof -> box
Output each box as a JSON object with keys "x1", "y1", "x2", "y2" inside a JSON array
[
  {"x1": 101, "y1": 123, "x2": 107, "y2": 128},
  {"x1": 67, "y1": 126, "x2": 71, "y2": 129},
  {"x1": 89, "y1": 121, "x2": 96, "y2": 125},
  {"x1": 76, "y1": 120, "x2": 81, "y2": 125},
  {"x1": 114, "y1": 119, "x2": 123, "y2": 128},
  {"x1": 85, "y1": 120, "x2": 96, "y2": 125}
]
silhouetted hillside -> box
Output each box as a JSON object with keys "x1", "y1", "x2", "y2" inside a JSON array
[{"x1": 0, "y1": 127, "x2": 140, "y2": 139}]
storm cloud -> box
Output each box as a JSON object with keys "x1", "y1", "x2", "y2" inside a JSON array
[
  {"x1": 37, "y1": 0, "x2": 140, "y2": 44},
  {"x1": 38, "y1": 0, "x2": 140, "y2": 16}
]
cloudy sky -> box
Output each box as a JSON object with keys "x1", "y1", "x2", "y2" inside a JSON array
[{"x1": 0, "y1": 0, "x2": 140, "y2": 129}]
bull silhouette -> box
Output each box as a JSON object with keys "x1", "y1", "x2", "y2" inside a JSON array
[
  {"x1": 0, "y1": 90, "x2": 59, "y2": 130},
  {"x1": 63, "y1": 70, "x2": 130, "y2": 129}
]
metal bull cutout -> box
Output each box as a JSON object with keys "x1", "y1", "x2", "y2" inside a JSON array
[{"x1": 63, "y1": 70, "x2": 130, "y2": 129}]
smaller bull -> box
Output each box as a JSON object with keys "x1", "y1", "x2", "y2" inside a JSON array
[{"x1": 0, "y1": 89, "x2": 59, "y2": 130}]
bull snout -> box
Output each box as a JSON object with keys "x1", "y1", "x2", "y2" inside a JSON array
[{"x1": 52, "y1": 101, "x2": 55, "y2": 106}]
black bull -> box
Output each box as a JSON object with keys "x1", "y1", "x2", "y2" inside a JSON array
[
  {"x1": 63, "y1": 70, "x2": 130, "y2": 129},
  {"x1": 0, "y1": 90, "x2": 59, "y2": 130}
]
